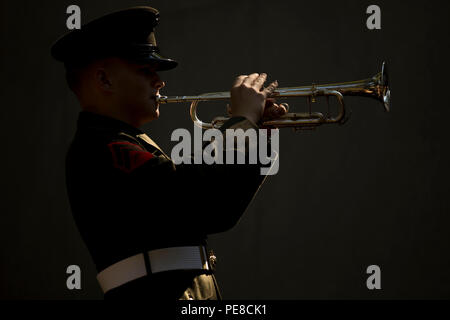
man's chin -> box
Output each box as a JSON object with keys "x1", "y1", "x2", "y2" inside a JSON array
[
  {"x1": 138, "y1": 109, "x2": 159, "y2": 126},
  {"x1": 148, "y1": 109, "x2": 160, "y2": 122}
]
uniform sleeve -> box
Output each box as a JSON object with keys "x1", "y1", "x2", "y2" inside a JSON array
[
  {"x1": 106, "y1": 116, "x2": 275, "y2": 235},
  {"x1": 175, "y1": 116, "x2": 274, "y2": 233}
]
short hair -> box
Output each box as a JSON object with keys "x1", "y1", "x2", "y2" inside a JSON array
[
  {"x1": 63, "y1": 59, "x2": 93, "y2": 95},
  {"x1": 65, "y1": 64, "x2": 82, "y2": 93}
]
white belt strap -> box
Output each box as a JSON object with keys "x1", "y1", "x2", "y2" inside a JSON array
[{"x1": 97, "y1": 246, "x2": 210, "y2": 294}]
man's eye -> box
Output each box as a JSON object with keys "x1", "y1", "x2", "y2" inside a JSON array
[{"x1": 140, "y1": 68, "x2": 156, "y2": 75}]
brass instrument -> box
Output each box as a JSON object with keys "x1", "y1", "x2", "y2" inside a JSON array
[{"x1": 156, "y1": 62, "x2": 390, "y2": 129}]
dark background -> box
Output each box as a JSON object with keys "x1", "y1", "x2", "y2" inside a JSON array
[{"x1": 1, "y1": 0, "x2": 450, "y2": 299}]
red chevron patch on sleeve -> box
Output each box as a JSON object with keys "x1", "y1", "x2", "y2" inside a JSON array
[{"x1": 107, "y1": 141, "x2": 154, "y2": 173}]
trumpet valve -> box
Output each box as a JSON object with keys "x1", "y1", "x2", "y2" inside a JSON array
[{"x1": 311, "y1": 83, "x2": 318, "y2": 103}]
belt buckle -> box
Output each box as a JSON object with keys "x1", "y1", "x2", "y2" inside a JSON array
[{"x1": 208, "y1": 249, "x2": 217, "y2": 272}]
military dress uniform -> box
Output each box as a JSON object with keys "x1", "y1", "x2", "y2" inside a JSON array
[
  {"x1": 52, "y1": 7, "x2": 273, "y2": 300},
  {"x1": 65, "y1": 111, "x2": 269, "y2": 299}
]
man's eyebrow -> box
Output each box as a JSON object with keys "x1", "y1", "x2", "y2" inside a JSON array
[
  {"x1": 137, "y1": 65, "x2": 158, "y2": 73},
  {"x1": 139, "y1": 64, "x2": 157, "y2": 69}
]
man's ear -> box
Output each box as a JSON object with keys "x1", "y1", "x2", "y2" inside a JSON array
[{"x1": 95, "y1": 68, "x2": 113, "y2": 92}]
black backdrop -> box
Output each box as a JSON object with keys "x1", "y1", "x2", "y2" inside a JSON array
[{"x1": 1, "y1": 0, "x2": 450, "y2": 299}]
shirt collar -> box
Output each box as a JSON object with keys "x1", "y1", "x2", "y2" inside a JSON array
[{"x1": 77, "y1": 111, "x2": 144, "y2": 136}]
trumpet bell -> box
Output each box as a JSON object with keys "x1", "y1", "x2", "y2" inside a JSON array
[{"x1": 380, "y1": 61, "x2": 391, "y2": 112}]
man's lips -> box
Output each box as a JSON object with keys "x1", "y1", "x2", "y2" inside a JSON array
[{"x1": 151, "y1": 95, "x2": 160, "y2": 107}]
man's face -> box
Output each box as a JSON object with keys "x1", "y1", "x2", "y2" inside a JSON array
[{"x1": 108, "y1": 58, "x2": 165, "y2": 125}]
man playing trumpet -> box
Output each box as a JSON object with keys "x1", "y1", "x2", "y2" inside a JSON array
[{"x1": 52, "y1": 6, "x2": 287, "y2": 300}]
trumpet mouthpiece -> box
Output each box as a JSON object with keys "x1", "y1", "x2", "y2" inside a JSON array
[{"x1": 156, "y1": 94, "x2": 168, "y2": 103}]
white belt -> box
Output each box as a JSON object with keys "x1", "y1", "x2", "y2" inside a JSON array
[{"x1": 97, "y1": 246, "x2": 210, "y2": 293}]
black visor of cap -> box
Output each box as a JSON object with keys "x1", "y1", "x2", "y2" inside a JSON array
[{"x1": 116, "y1": 44, "x2": 178, "y2": 71}]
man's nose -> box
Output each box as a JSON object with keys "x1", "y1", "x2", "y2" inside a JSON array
[{"x1": 153, "y1": 76, "x2": 165, "y2": 90}]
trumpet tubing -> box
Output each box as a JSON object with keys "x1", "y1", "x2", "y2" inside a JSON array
[{"x1": 157, "y1": 62, "x2": 390, "y2": 129}]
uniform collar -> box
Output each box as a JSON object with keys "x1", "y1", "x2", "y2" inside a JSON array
[{"x1": 77, "y1": 111, "x2": 144, "y2": 136}]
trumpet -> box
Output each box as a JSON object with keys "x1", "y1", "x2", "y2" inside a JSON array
[{"x1": 156, "y1": 62, "x2": 390, "y2": 129}]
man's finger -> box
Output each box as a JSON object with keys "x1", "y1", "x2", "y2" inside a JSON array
[
  {"x1": 253, "y1": 73, "x2": 267, "y2": 90},
  {"x1": 263, "y1": 103, "x2": 289, "y2": 120},
  {"x1": 232, "y1": 75, "x2": 247, "y2": 88},
  {"x1": 265, "y1": 98, "x2": 275, "y2": 108},
  {"x1": 280, "y1": 102, "x2": 289, "y2": 113},
  {"x1": 242, "y1": 73, "x2": 260, "y2": 86},
  {"x1": 226, "y1": 104, "x2": 232, "y2": 115},
  {"x1": 263, "y1": 105, "x2": 276, "y2": 117},
  {"x1": 262, "y1": 80, "x2": 279, "y2": 98}
]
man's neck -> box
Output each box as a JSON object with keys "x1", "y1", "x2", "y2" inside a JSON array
[{"x1": 81, "y1": 104, "x2": 142, "y2": 128}]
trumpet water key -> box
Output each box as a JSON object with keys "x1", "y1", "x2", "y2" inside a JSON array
[{"x1": 157, "y1": 62, "x2": 391, "y2": 129}]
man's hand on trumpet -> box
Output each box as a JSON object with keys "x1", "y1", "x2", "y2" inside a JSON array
[{"x1": 227, "y1": 73, "x2": 289, "y2": 125}]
